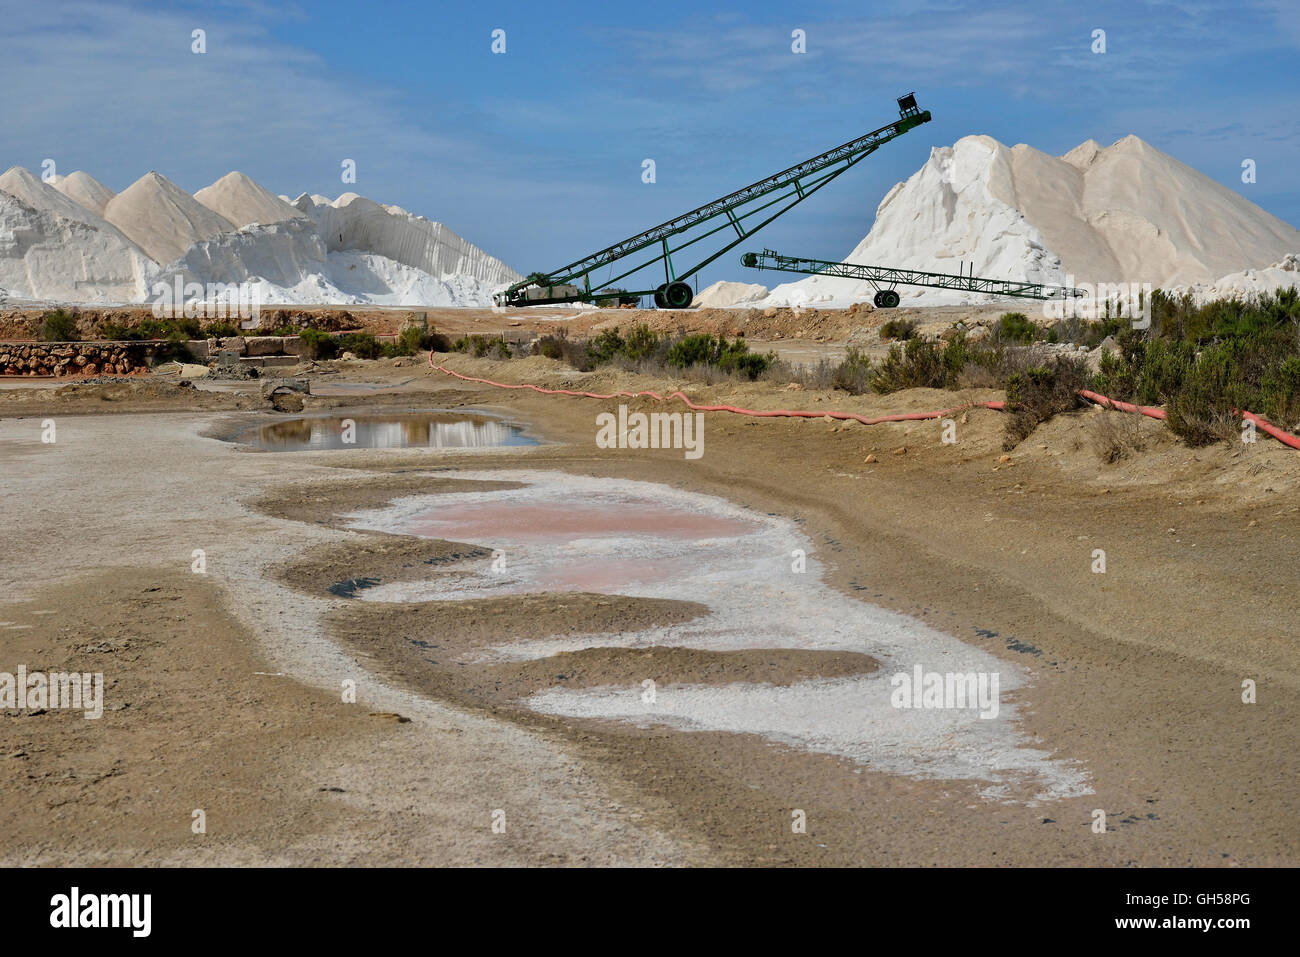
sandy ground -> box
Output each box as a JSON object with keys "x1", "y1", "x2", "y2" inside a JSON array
[{"x1": 0, "y1": 346, "x2": 1295, "y2": 867}]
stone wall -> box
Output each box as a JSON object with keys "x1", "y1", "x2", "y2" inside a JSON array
[{"x1": 0, "y1": 341, "x2": 152, "y2": 377}]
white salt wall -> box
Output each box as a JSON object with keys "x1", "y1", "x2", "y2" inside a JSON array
[
  {"x1": 0, "y1": 190, "x2": 156, "y2": 302},
  {"x1": 297, "y1": 192, "x2": 519, "y2": 289}
]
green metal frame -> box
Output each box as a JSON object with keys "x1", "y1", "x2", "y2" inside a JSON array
[
  {"x1": 741, "y1": 249, "x2": 1085, "y2": 301},
  {"x1": 499, "y1": 96, "x2": 932, "y2": 306}
]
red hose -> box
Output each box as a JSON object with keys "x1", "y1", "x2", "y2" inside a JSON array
[
  {"x1": 429, "y1": 352, "x2": 1300, "y2": 449},
  {"x1": 1077, "y1": 388, "x2": 1300, "y2": 450}
]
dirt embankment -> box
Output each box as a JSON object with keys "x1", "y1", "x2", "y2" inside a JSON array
[{"x1": 1, "y1": 299, "x2": 1013, "y2": 346}]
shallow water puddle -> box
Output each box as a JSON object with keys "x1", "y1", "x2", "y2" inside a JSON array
[
  {"x1": 237, "y1": 412, "x2": 535, "y2": 451},
  {"x1": 345, "y1": 469, "x2": 1091, "y2": 801}
]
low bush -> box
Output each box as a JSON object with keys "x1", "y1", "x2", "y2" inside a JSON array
[
  {"x1": 37, "y1": 309, "x2": 81, "y2": 342},
  {"x1": 666, "y1": 333, "x2": 773, "y2": 380},
  {"x1": 453, "y1": 334, "x2": 512, "y2": 359},
  {"x1": 830, "y1": 347, "x2": 873, "y2": 394},
  {"x1": 878, "y1": 318, "x2": 917, "y2": 341},
  {"x1": 299, "y1": 328, "x2": 339, "y2": 360},
  {"x1": 1090, "y1": 411, "x2": 1152, "y2": 464},
  {"x1": 1003, "y1": 357, "x2": 1089, "y2": 449},
  {"x1": 992, "y1": 311, "x2": 1040, "y2": 343}
]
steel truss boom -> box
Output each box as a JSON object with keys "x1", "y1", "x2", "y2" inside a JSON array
[
  {"x1": 499, "y1": 95, "x2": 932, "y2": 307},
  {"x1": 741, "y1": 249, "x2": 1085, "y2": 303}
]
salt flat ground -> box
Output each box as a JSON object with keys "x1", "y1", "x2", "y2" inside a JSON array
[{"x1": 0, "y1": 356, "x2": 1295, "y2": 866}]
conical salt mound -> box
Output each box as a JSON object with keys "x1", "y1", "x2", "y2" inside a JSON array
[
  {"x1": 52, "y1": 170, "x2": 117, "y2": 217},
  {"x1": 194, "y1": 171, "x2": 305, "y2": 228},
  {"x1": 0, "y1": 168, "x2": 155, "y2": 301},
  {"x1": 104, "y1": 171, "x2": 235, "y2": 265},
  {"x1": 0, "y1": 166, "x2": 113, "y2": 228}
]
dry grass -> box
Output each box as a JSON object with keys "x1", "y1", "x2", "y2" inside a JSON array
[{"x1": 1089, "y1": 411, "x2": 1153, "y2": 463}]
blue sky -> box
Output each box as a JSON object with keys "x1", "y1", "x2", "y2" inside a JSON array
[{"x1": 2, "y1": 0, "x2": 1297, "y2": 291}]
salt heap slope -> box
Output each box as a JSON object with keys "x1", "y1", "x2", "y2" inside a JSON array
[
  {"x1": 194, "y1": 172, "x2": 305, "y2": 228},
  {"x1": 692, "y1": 280, "x2": 769, "y2": 308},
  {"x1": 104, "y1": 172, "x2": 235, "y2": 265},
  {"x1": 294, "y1": 192, "x2": 519, "y2": 298},
  {"x1": 0, "y1": 167, "x2": 155, "y2": 302},
  {"x1": 52, "y1": 171, "x2": 116, "y2": 217},
  {"x1": 764, "y1": 134, "x2": 1300, "y2": 307}
]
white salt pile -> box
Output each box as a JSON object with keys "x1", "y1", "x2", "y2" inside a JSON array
[
  {"x1": 760, "y1": 134, "x2": 1300, "y2": 308},
  {"x1": 0, "y1": 167, "x2": 156, "y2": 302},
  {"x1": 193, "y1": 171, "x2": 306, "y2": 229},
  {"x1": 294, "y1": 192, "x2": 516, "y2": 289},
  {"x1": 51, "y1": 171, "x2": 116, "y2": 216},
  {"x1": 691, "y1": 280, "x2": 769, "y2": 308},
  {"x1": 1171, "y1": 253, "x2": 1300, "y2": 304},
  {"x1": 0, "y1": 166, "x2": 123, "y2": 231},
  {"x1": 103, "y1": 171, "x2": 236, "y2": 265},
  {"x1": 0, "y1": 165, "x2": 520, "y2": 306}
]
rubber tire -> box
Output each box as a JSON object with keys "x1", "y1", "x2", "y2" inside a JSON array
[
  {"x1": 654, "y1": 284, "x2": 667, "y2": 309},
  {"x1": 872, "y1": 290, "x2": 886, "y2": 308},
  {"x1": 879, "y1": 289, "x2": 901, "y2": 309},
  {"x1": 664, "y1": 281, "x2": 693, "y2": 309}
]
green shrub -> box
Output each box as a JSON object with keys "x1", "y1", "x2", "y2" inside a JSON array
[
  {"x1": 992, "y1": 312, "x2": 1039, "y2": 343},
  {"x1": 664, "y1": 333, "x2": 773, "y2": 379},
  {"x1": 534, "y1": 337, "x2": 563, "y2": 360},
  {"x1": 1003, "y1": 357, "x2": 1089, "y2": 449},
  {"x1": 37, "y1": 309, "x2": 81, "y2": 342},
  {"x1": 299, "y1": 328, "x2": 339, "y2": 360},
  {"x1": 453, "y1": 334, "x2": 511, "y2": 359},
  {"x1": 871, "y1": 339, "x2": 948, "y2": 393},
  {"x1": 394, "y1": 324, "x2": 448, "y2": 355},
  {"x1": 879, "y1": 318, "x2": 917, "y2": 341},
  {"x1": 666, "y1": 333, "x2": 723, "y2": 369},
  {"x1": 98, "y1": 322, "x2": 140, "y2": 341},
  {"x1": 338, "y1": 332, "x2": 381, "y2": 359},
  {"x1": 830, "y1": 347, "x2": 873, "y2": 394},
  {"x1": 620, "y1": 324, "x2": 663, "y2": 362},
  {"x1": 586, "y1": 328, "x2": 626, "y2": 364},
  {"x1": 202, "y1": 320, "x2": 241, "y2": 339},
  {"x1": 532, "y1": 332, "x2": 592, "y2": 369}
]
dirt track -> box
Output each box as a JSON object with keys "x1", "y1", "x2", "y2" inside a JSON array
[{"x1": 0, "y1": 350, "x2": 1295, "y2": 866}]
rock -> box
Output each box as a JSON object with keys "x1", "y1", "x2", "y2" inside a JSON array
[
  {"x1": 864, "y1": 454, "x2": 877, "y2": 463},
  {"x1": 208, "y1": 350, "x2": 257, "y2": 380},
  {"x1": 784, "y1": 382, "x2": 803, "y2": 392},
  {"x1": 281, "y1": 335, "x2": 306, "y2": 358},
  {"x1": 892, "y1": 446, "x2": 907, "y2": 455},
  {"x1": 341, "y1": 351, "x2": 357, "y2": 361},
  {"x1": 998, "y1": 454, "x2": 1012, "y2": 463},
  {"x1": 260, "y1": 377, "x2": 310, "y2": 397},
  {"x1": 244, "y1": 336, "x2": 285, "y2": 357},
  {"x1": 217, "y1": 336, "x2": 247, "y2": 355}
]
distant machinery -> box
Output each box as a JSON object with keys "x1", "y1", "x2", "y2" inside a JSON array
[
  {"x1": 741, "y1": 249, "x2": 1085, "y2": 306},
  {"x1": 497, "y1": 95, "x2": 932, "y2": 308}
]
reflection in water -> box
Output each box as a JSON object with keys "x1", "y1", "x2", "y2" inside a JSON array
[{"x1": 243, "y1": 414, "x2": 534, "y2": 451}]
